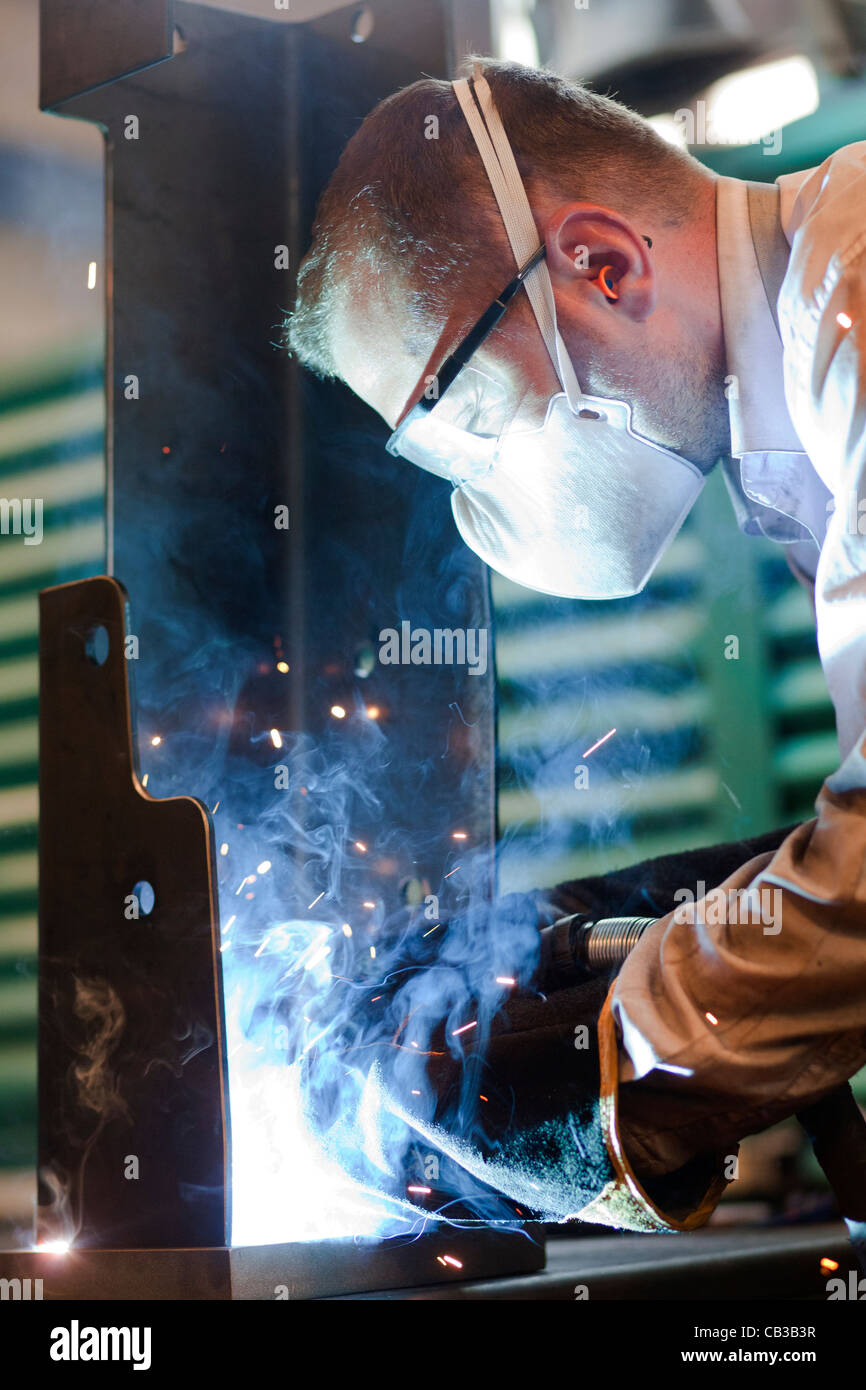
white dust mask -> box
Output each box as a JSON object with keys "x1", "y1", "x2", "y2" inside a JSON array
[{"x1": 386, "y1": 64, "x2": 705, "y2": 599}]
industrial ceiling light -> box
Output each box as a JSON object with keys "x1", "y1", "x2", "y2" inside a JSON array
[
  {"x1": 649, "y1": 54, "x2": 820, "y2": 149},
  {"x1": 492, "y1": 0, "x2": 540, "y2": 68},
  {"x1": 705, "y1": 54, "x2": 819, "y2": 145}
]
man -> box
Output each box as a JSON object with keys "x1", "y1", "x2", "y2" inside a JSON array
[{"x1": 286, "y1": 56, "x2": 866, "y2": 1232}]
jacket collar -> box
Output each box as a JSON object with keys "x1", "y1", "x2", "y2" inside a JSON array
[{"x1": 715, "y1": 174, "x2": 829, "y2": 547}]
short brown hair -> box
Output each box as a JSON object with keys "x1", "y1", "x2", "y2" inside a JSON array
[{"x1": 285, "y1": 55, "x2": 701, "y2": 380}]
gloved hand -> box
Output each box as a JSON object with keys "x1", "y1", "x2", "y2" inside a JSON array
[{"x1": 316, "y1": 893, "x2": 617, "y2": 1223}]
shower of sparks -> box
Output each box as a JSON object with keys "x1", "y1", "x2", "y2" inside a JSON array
[
  {"x1": 218, "y1": 644, "x2": 553, "y2": 1246},
  {"x1": 583, "y1": 727, "x2": 616, "y2": 758},
  {"x1": 451, "y1": 1020, "x2": 477, "y2": 1037},
  {"x1": 442, "y1": 1255, "x2": 463, "y2": 1269},
  {"x1": 151, "y1": 735, "x2": 162, "y2": 747},
  {"x1": 212, "y1": 800, "x2": 220, "y2": 813},
  {"x1": 821, "y1": 1257, "x2": 840, "y2": 1272},
  {"x1": 705, "y1": 1011, "x2": 719, "y2": 1026},
  {"x1": 837, "y1": 311, "x2": 853, "y2": 330},
  {"x1": 479, "y1": 1094, "x2": 488, "y2": 1102},
  {"x1": 86, "y1": 262, "x2": 97, "y2": 289}
]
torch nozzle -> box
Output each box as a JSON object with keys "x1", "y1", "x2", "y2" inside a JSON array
[{"x1": 538, "y1": 912, "x2": 655, "y2": 987}]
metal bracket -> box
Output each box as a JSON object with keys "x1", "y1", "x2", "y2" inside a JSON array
[
  {"x1": 40, "y1": 0, "x2": 175, "y2": 110},
  {"x1": 38, "y1": 575, "x2": 229, "y2": 1249}
]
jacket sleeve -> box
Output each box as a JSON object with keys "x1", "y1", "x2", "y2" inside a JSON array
[
  {"x1": 603, "y1": 146, "x2": 866, "y2": 1223},
  {"x1": 606, "y1": 761, "x2": 866, "y2": 1203},
  {"x1": 780, "y1": 144, "x2": 866, "y2": 764}
]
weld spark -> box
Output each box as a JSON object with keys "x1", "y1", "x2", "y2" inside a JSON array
[{"x1": 583, "y1": 727, "x2": 616, "y2": 758}]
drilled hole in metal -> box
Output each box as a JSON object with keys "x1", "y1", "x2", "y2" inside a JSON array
[
  {"x1": 132, "y1": 880, "x2": 156, "y2": 916},
  {"x1": 354, "y1": 641, "x2": 375, "y2": 678},
  {"x1": 351, "y1": 7, "x2": 374, "y2": 42},
  {"x1": 85, "y1": 624, "x2": 110, "y2": 666}
]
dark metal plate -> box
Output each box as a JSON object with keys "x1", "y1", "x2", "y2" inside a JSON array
[
  {"x1": 0, "y1": 1223, "x2": 851, "y2": 1301},
  {"x1": 40, "y1": 0, "x2": 174, "y2": 110},
  {"x1": 38, "y1": 576, "x2": 228, "y2": 1250}
]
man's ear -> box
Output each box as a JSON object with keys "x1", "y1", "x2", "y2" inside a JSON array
[{"x1": 544, "y1": 202, "x2": 656, "y2": 321}]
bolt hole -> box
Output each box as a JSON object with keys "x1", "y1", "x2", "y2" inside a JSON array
[
  {"x1": 132, "y1": 880, "x2": 155, "y2": 916},
  {"x1": 351, "y1": 6, "x2": 374, "y2": 42},
  {"x1": 400, "y1": 875, "x2": 427, "y2": 907},
  {"x1": 354, "y1": 641, "x2": 376, "y2": 678},
  {"x1": 85, "y1": 624, "x2": 110, "y2": 666}
]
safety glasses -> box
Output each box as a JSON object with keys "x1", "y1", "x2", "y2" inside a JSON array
[
  {"x1": 386, "y1": 234, "x2": 652, "y2": 483},
  {"x1": 385, "y1": 244, "x2": 547, "y2": 481}
]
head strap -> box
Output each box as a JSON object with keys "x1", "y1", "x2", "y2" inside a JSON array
[{"x1": 451, "y1": 64, "x2": 583, "y2": 410}]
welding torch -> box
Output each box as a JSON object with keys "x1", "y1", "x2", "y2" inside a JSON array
[{"x1": 538, "y1": 911, "x2": 656, "y2": 987}]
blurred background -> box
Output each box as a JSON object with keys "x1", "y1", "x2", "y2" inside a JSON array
[{"x1": 1, "y1": 0, "x2": 865, "y2": 1244}]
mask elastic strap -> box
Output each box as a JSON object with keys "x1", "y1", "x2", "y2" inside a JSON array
[{"x1": 452, "y1": 65, "x2": 583, "y2": 412}]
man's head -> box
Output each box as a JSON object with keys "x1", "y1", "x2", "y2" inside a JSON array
[{"x1": 286, "y1": 56, "x2": 729, "y2": 470}]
